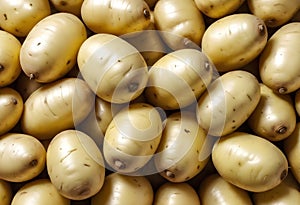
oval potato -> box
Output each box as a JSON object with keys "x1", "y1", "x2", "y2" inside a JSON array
[{"x1": 0, "y1": 179, "x2": 12, "y2": 205}]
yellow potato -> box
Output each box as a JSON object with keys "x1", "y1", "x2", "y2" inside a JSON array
[
  {"x1": 20, "y1": 12, "x2": 87, "y2": 83},
  {"x1": 21, "y1": 78, "x2": 94, "y2": 140},
  {"x1": 0, "y1": 133, "x2": 46, "y2": 182},
  {"x1": 0, "y1": 0, "x2": 51, "y2": 37},
  {"x1": 49, "y1": 0, "x2": 84, "y2": 16},
  {"x1": 0, "y1": 87, "x2": 23, "y2": 135},
  {"x1": 47, "y1": 130, "x2": 105, "y2": 200},
  {"x1": 0, "y1": 179, "x2": 12, "y2": 205}
]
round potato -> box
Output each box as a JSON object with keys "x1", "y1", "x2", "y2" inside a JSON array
[
  {"x1": 20, "y1": 12, "x2": 87, "y2": 83},
  {"x1": 0, "y1": 179, "x2": 12, "y2": 205},
  {"x1": 0, "y1": 133, "x2": 46, "y2": 182},
  {"x1": 49, "y1": 0, "x2": 83, "y2": 16},
  {"x1": 47, "y1": 130, "x2": 105, "y2": 200},
  {"x1": 0, "y1": 87, "x2": 23, "y2": 135},
  {"x1": 212, "y1": 131, "x2": 288, "y2": 192}
]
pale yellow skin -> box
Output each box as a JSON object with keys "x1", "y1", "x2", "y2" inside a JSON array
[
  {"x1": 0, "y1": 179, "x2": 12, "y2": 205},
  {"x1": 47, "y1": 130, "x2": 105, "y2": 200},
  {"x1": 154, "y1": 111, "x2": 209, "y2": 182},
  {"x1": 154, "y1": 0, "x2": 206, "y2": 50},
  {"x1": 284, "y1": 122, "x2": 300, "y2": 183},
  {"x1": 247, "y1": 83, "x2": 296, "y2": 141},
  {"x1": 14, "y1": 72, "x2": 43, "y2": 100},
  {"x1": 77, "y1": 33, "x2": 148, "y2": 104},
  {"x1": 20, "y1": 12, "x2": 87, "y2": 83},
  {"x1": 0, "y1": 0, "x2": 51, "y2": 37},
  {"x1": 81, "y1": 0, "x2": 151, "y2": 35},
  {"x1": 247, "y1": 0, "x2": 300, "y2": 27},
  {"x1": 198, "y1": 174, "x2": 253, "y2": 205},
  {"x1": 145, "y1": 48, "x2": 214, "y2": 110},
  {"x1": 202, "y1": 13, "x2": 268, "y2": 72},
  {"x1": 103, "y1": 103, "x2": 163, "y2": 174},
  {"x1": 11, "y1": 179, "x2": 70, "y2": 205},
  {"x1": 197, "y1": 70, "x2": 261, "y2": 137},
  {"x1": 153, "y1": 182, "x2": 200, "y2": 205},
  {"x1": 195, "y1": 0, "x2": 245, "y2": 18},
  {"x1": 49, "y1": 0, "x2": 84, "y2": 16},
  {"x1": 212, "y1": 132, "x2": 288, "y2": 192},
  {"x1": 259, "y1": 22, "x2": 300, "y2": 94},
  {"x1": 0, "y1": 30, "x2": 21, "y2": 87},
  {"x1": 91, "y1": 173, "x2": 153, "y2": 205},
  {"x1": 0, "y1": 87, "x2": 23, "y2": 135},
  {"x1": 295, "y1": 89, "x2": 300, "y2": 117},
  {"x1": 20, "y1": 78, "x2": 94, "y2": 140},
  {"x1": 0, "y1": 133, "x2": 46, "y2": 182}
]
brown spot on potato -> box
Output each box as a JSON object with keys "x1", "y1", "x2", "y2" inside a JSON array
[
  {"x1": 143, "y1": 8, "x2": 151, "y2": 19},
  {"x1": 3, "y1": 14, "x2": 7, "y2": 20},
  {"x1": 60, "y1": 1, "x2": 67, "y2": 6},
  {"x1": 258, "y1": 23, "x2": 266, "y2": 36},
  {"x1": 0, "y1": 64, "x2": 4, "y2": 72},
  {"x1": 29, "y1": 159, "x2": 38, "y2": 167}
]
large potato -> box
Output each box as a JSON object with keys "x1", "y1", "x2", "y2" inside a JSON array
[
  {"x1": 0, "y1": 179, "x2": 12, "y2": 205},
  {"x1": 20, "y1": 12, "x2": 87, "y2": 83},
  {"x1": 47, "y1": 130, "x2": 105, "y2": 200},
  {"x1": 20, "y1": 78, "x2": 94, "y2": 140},
  {"x1": 0, "y1": 133, "x2": 46, "y2": 182}
]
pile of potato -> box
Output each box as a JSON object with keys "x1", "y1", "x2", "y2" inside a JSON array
[{"x1": 0, "y1": 0, "x2": 300, "y2": 204}]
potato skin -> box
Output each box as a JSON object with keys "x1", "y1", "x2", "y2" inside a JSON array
[{"x1": 212, "y1": 132, "x2": 288, "y2": 192}]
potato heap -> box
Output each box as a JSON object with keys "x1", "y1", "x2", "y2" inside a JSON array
[{"x1": 0, "y1": 0, "x2": 300, "y2": 205}]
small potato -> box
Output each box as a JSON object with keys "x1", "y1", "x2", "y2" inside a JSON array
[
  {"x1": 20, "y1": 12, "x2": 87, "y2": 83},
  {"x1": 47, "y1": 130, "x2": 105, "y2": 200},
  {"x1": 259, "y1": 22, "x2": 300, "y2": 94},
  {"x1": 0, "y1": 0, "x2": 51, "y2": 37},
  {"x1": 201, "y1": 13, "x2": 268, "y2": 72},
  {"x1": 0, "y1": 179, "x2": 12, "y2": 205},
  {"x1": 212, "y1": 131, "x2": 288, "y2": 192},
  {"x1": 21, "y1": 78, "x2": 94, "y2": 140},
  {"x1": 49, "y1": 0, "x2": 84, "y2": 16},
  {"x1": 11, "y1": 179, "x2": 70, "y2": 205},
  {"x1": 91, "y1": 173, "x2": 154, "y2": 205},
  {"x1": 295, "y1": 89, "x2": 300, "y2": 117},
  {"x1": 0, "y1": 30, "x2": 21, "y2": 87},
  {"x1": 0, "y1": 133, "x2": 46, "y2": 182},
  {"x1": 0, "y1": 87, "x2": 23, "y2": 135}
]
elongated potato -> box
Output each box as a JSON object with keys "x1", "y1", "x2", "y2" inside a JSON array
[
  {"x1": 20, "y1": 78, "x2": 94, "y2": 140},
  {"x1": 197, "y1": 70, "x2": 260, "y2": 136},
  {"x1": 247, "y1": 83, "x2": 296, "y2": 141},
  {"x1": 81, "y1": 0, "x2": 151, "y2": 35},
  {"x1": 195, "y1": 0, "x2": 245, "y2": 18},
  {"x1": 202, "y1": 13, "x2": 267, "y2": 72},
  {"x1": 247, "y1": 0, "x2": 300, "y2": 28},
  {"x1": 0, "y1": 0, "x2": 51, "y2": 37},
  {"x1": 91, "y1": 173, "x2": 153, "y2": 205},
  {"x1": 0, "y1": 87, "x2": 23, "y2": 135},
  {"x1": 154, "y1": 0, "x2": 206, "y2": 50},
  {"x1": 49, "y1": 0, "x2": 84, "y2": 16},
  {"x1": 198, "y1": 173, "x2": 253, "y2": 205},
  {"x1": 20, "y1": 12, "x2": 87, "y2": 83},
  {"x1": 77, "y1": 33, "x2": 148, "y2": 104},
  {"x1": 212, "y1": 131, "x2": 288, "y2": 192},
  {"x1": 0, "y1": 30, "x2": 21, "y2": 87},
  {"x1": 0, "y1": 133, "x2": 46, "y2": 182},
  {"x1": 47, "y1": 130, "x2": 105, "y2": 200},
  {"x1": 259, "y1": 22, "x2": 300, "y2": 94},
  {"x1": 0, "y1": 179, "x2": 12, "y2": 205},
  {"x1": 11, "y1": 179, "x2": 70, "y2": 205},
  {"x1": 295, "y1": 89, "x2": 300, "y2": 117}
]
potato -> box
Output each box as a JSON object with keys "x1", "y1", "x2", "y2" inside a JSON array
[
  {"x1": 91, "y1": 173, "x2": 154, "y2": 205},
  {"x1": 0, "y1": 0, "x2": 51, "y2": 37},
  {"x1": 0, "y1": 87, "x2": 23, "y2": 135},
  {"x1": 47, "y1": 130, "x2": 105, "y2": 200},
  {"x1": 153, "y1": 182, "x2": 200, "y2": 205},
  {"x1": 11, "y1": 179, "x2": 70, "y2": 205},
  {"x1": 20, "y1": 78, "x2": 94, "y2": 140},
  {"x1": 0, "y1": 179, "x2": 12, "y2": 205},
  {"x1": 77, "y1": 33, "x2": 148, "y2": 104},
  {"x1": 212, "y1": 131, "x2": 288, "y2": 192},
  {"x1": 247, "y1": 83, "x2": 296, "y2": 141},
  {"x1": 145, "y1": 48, "x2": 214, "y2": 110},
  {"x1": 295, "y1": 89, "x2": 300, "y2": 117},
  {"x1": 259, "y1": 22, "x2": 300, "y2": 94},
  {"x1": 201, "y1": 13, "x2": 268, "y2": 72},
  {"x1": 154, "y1": 111, "x2": 209, "y2": 182},
  {"x1": 20, "y1": 12, "x2": 87, "y2": 83},
  {"x1": 194, "y1": 0, "x2": 245, "y2": 18},
  {"x1": 197, "y1": 70, "x2": 261, "y2": 137},
  {"x1": 81, "y1": 0, "x2": 151, "y2": 35},
  {"x1": 198, "y1": 173, "x2": 253, "y2": 205},
  {"x1": 153, "y1": 0, "x2": 206, "y2": 50},
  {"x1": 103, "y1": 103, "x2": 163, "y2": 174},
  {"x1": 0, "y1": 133, "x2": 46, "y2": 182},
  {"x1": 0, "y1": 30, "x2": 21, "y2": 87},
  {"x1": 247, "y1": 0, "x2": 300, "y2": 28},
  {"x1": 49, "y1": 0, "x2": 83, "y2": 16}
]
